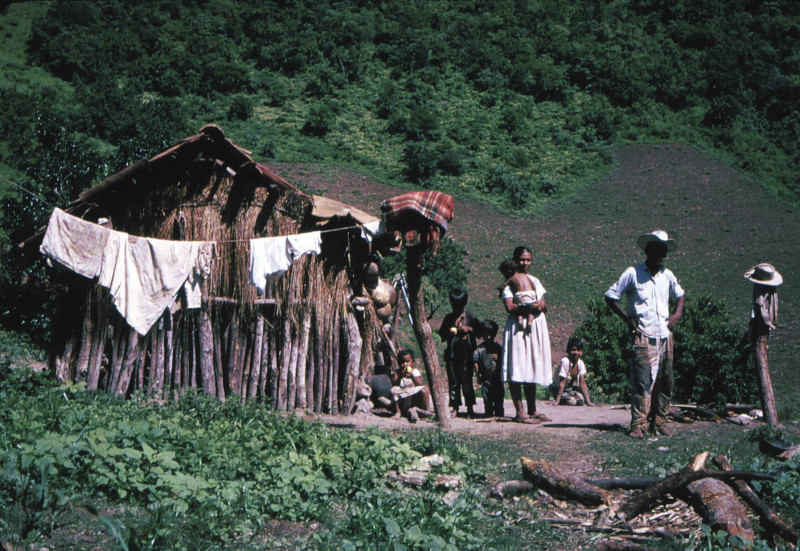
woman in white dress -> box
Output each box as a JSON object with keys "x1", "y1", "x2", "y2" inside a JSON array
[{"x1": 501, "y1": 246, "x2": 552, "y2": 423}]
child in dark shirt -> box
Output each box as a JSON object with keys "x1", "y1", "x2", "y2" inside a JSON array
[
  {"x1": 472, "y1": 319, "x2": 505, "y2": 417},
  {"x1": 438, "y1": 288, "x2": 480, "y2": 418}
]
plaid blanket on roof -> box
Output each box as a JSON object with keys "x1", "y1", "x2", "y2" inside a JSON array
[{"x1": 380, "y1": 191, "x2": 454, "y2": 231}]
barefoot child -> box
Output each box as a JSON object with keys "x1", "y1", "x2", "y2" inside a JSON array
[
  {"x1": 550, "y1": 337, "x2": 596, "y2": 407},
  {"x1": 472, "y1": 320, "x2": 505, "y2": 417},
  {"x1": 499, "y1": 258, "x2": 537, "y2": 334},
  {"x1": 390, "y1": 349, "x2": 433, "y2": 423}
]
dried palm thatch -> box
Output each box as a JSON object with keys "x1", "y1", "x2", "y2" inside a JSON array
[{"x1": 28, "y1": 126, "x2": 386, "y2": 413}]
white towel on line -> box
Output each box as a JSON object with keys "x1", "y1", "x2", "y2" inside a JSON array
[
  {"x1": 39, "y1": 207, "x2": 110, "y2": 278},
  {"x1": 249, "y1": 236, "x2": 291, "y2": 294},
  {"x1": 98, "y1": 233, "x2": 202, "y2": 335},
  {"x1": 249, "y1": 231, "x2": 323, "y2": 295},
  {"x1": 287, "y1": 231, "x2": 322, "y2": 259}
]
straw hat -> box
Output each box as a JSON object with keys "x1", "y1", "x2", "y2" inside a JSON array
[
  {"x1": 744, "y1": 263, "x2": 783, "y2": 286},
  {"x1": 636, "y1": 230, "x2": 677, "y2": 252}
]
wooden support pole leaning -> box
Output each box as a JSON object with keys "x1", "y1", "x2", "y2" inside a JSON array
[
  {"x1": 405, "y1": 246, "x2": 452, "y2": 430},
  {"x1": 752, "y1": 332, "x2": 779, "y2": 426}
]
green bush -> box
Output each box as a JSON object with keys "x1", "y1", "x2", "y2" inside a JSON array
[{"x1": 573, "y1": 295, "x2": 755, "y2": 406}]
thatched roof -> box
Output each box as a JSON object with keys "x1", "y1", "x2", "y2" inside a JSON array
[{"x1": 25, "y1": 125, "x2": 378, "y2": 305}]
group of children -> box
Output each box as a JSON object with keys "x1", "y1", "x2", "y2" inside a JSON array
[{"x1": 383, "y1": 253, "x2": 596, "y2": 422}]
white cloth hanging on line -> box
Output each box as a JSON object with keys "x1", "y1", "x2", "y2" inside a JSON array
[
  {"x1": 40, "y1": 208, "x2": 110, "y2": 278},
  {"x1": 249, "y1": 231, "x2": 323, "y2": 295},
  {"x1": 40, "y1": 208, "x2": 214, "y2": 335}
]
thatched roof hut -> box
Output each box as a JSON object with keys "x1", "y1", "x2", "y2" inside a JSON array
[{"x1": 24, "y1": 125, "x2": 387, "y2": 413}]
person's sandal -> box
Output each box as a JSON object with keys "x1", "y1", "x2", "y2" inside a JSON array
[
  {"x1": 512, "y1": 416, "x2": 539, "y2": 424},
  {"x1": 532, "y1": 412, "x2": 552, "y2": 422}
]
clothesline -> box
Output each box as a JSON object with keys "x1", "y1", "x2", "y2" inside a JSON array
[
  {"x1": 39, "y1": 208, "x2": 382, "y2": 334},
  {"x1": 207, "y1": 220, "x2": 382, "y2": 244}
]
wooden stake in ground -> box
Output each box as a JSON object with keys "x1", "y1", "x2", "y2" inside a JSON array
[
  {"x1": 406, "y1": 246, "x2": 451, "y2": 430},
  {"x1": 745, "y1": 263, "x2": 782, "y2": 426}
]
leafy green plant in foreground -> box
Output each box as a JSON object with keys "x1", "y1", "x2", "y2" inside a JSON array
[{"x1": 0, "y1": 365, "x2": 496, "y2": 550}]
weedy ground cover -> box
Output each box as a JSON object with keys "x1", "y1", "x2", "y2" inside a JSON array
[{"x1": 2, "y1": 362, "x2": 800, "y2": 550}]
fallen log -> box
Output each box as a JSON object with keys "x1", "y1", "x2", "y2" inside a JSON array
[
  {"x1": 490, "y1": 480, "x2": 535, "y2": 498},
  {"x1": 714, "y1": 455, "x2": 799, "y2": 544},
  {"x1": 683, "y1": 477, "x2": 754, "y2": 542},
  {"x1": 619, "y1": 452, "x2": 776, "y2": 521},
  {"x1": 521, "y1": 457, "x2": 610, "y2": 506},
  {"x1": 583, "y1": 477, "x2": 664, "y2": 490}
]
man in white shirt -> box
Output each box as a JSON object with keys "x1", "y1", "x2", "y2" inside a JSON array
[{"x1": 605, "y1": 231, "x2": 685, "y2": 438}]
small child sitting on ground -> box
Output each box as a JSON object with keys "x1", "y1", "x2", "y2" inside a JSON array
[
  {"x1": 390, "y1": 349, "x2": 434, "y2": 423},
  {"x1": 498, "y1": 258, "x2": 537, "y2": 334},
  {"x1": 550, "y1": 337, "x2": 597, "y2": 407},
  {"x1": 472, "y1": 319, "x2": 505, "y2": 418}
]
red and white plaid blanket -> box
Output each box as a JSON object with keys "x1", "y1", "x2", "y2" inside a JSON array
[{"x1": 380, "y1": 191, "x2": 454, "y2": 230}]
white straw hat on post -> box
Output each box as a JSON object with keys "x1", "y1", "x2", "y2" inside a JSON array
[{"x1": 744, "y1": 263, "x2": 783, "y2": 286}]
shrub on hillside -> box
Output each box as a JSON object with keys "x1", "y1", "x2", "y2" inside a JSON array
[{"x1": 572, "y1": 295, "x2": 755, "y2": 407}]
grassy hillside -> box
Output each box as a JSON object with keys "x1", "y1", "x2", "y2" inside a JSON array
[{"x1": 0, "y1": 1, "x2": 799, "y2": 366}]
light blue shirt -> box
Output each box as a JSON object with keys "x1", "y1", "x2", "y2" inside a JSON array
[{"x1": 605, "y1": 263, "x2": 684, "y2": 339}]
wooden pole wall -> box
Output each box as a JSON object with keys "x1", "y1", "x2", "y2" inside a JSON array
[{"x1": 55, "y1": 261, "x2": 372, "y2": 415}]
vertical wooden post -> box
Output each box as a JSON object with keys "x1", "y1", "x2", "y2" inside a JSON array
[
  {"x1": 248, "y1": 314, "x2": 265, "y2": 399},
  {"x1": 199, "y1": 306, "x2": 217, "y2": 397},
  {"x1": 341, "y1": 310, "x2": 363, "y2": 414},
  {"x1": 295, "y1": 314, "x2": 312, "y2": 410},
  {"x1": 150, "y1": 316, "x2": 165, "y2": 397},
  {"x1": 115, "y1": 331, "x2": 140, "y2": 396},
  {"x1": 752, "y1": 332, "x2": 779, "y2": 426},
  {"x1": 313, "y1": 329, "x2": 324, "y2": 414},
  {"x1": 163, "y1": 312, "x2": 174, "y2": 400},
  {"x1": 258, "y1": 316, "x2": 270, "y2": 399},
  {"x1": 212, "y1": 313, "x2": 226, "y2": 401},
  {"x1": 406, "y1": 246, "x2": 452, "y2": 430}
]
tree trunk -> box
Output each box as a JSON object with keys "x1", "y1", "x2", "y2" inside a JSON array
[
  {"x1": 752, "y1": 332, "x2": 779, "y2": 426},
  {"x1": 406, "y1": 246, "x2": 451, "y2": 430},
  {"x1": 714, "y1": 455, "x2": 799, "y2": 544},
  {"x1": 521, "y1": 457, "x2": 610, "y2": 506},
  {"x1": 683, "y1": 478, "x2": 754, "y2": 542}
]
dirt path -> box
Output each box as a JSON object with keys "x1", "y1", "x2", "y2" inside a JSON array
[{"x1": 319, "y1": 400, "x2": 630, "y2": 437}]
